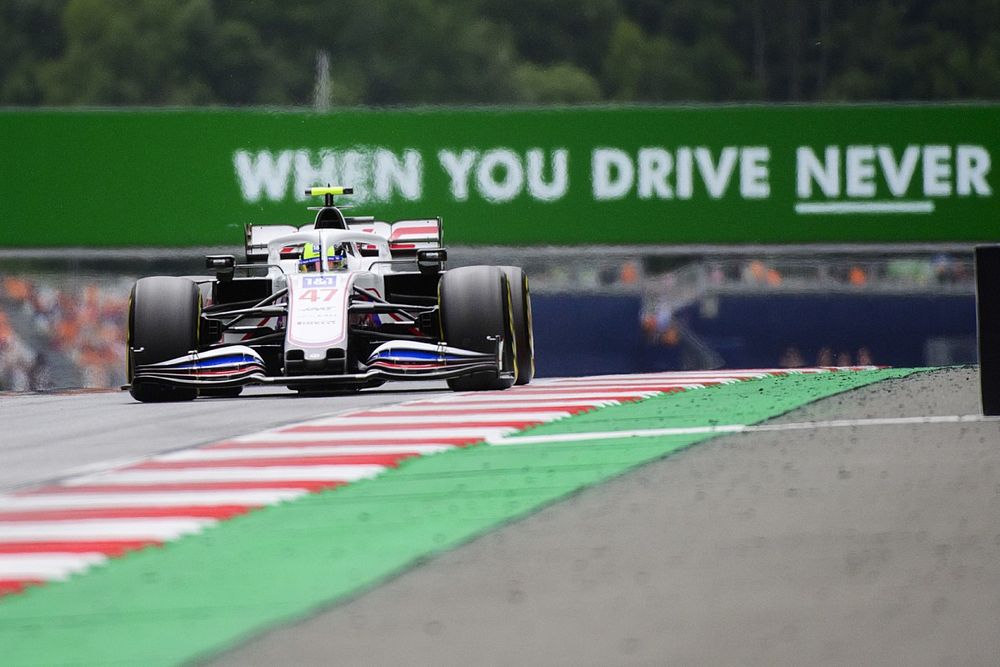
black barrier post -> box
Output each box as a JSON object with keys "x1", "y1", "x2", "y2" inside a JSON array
[{"x1": 975, "y1": 245, "x2": 1000, "y2": 415}]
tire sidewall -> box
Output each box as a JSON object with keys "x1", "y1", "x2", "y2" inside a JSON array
[
  {"x1": 439, "y1": 265, "x2": 515, "y2": 391},
  {"x1": 128, "y1": 276, "x2": 201, "y2": 402}
]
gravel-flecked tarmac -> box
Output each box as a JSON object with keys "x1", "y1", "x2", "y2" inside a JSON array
[{"x1": 217, "y1": 367, "x2": 1000, "y2": 666}]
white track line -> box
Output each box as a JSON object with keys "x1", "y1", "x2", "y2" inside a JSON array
[
  {"x1": 0, "y1": 490, "x2": 308, "y2": 510},
  {"x1": 489, "y1": 425, "x2": 747, "y2": 445},
  {"x1": 65, "y1": 465, "x2": 387, "y2": 486},
  {"x1": 0, "y1": 518, "x2": 214, "y2": 541},
  {"x1": 490, "y1": 414, "x2": 1000, "y2": 446}
]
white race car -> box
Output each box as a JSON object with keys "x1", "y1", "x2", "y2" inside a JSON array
[{"x1": 126, "y1": 186, "x2": 533, "y2": 401}]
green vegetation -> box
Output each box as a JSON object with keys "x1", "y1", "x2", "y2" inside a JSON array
[{"x1": 2, "y1": 0, "x2": 999, "y2": 106}]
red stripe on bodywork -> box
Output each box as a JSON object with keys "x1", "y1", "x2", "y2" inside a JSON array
[{"x1": 389, "y1": 225, "x2": 438, "y2": 240}]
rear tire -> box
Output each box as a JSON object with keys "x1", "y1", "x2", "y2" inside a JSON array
[
  {"x1": 500, "y1": 266, "x2": 534, "y2": 385},
  {"x1": 439, "y1": 265, "x2": 515, "y2": 391},
  {"x1": 127, "y1": 276, "x2": 200, "y2": 402}
]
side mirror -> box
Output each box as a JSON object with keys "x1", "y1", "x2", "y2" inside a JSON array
[
  {"x1": 417, "y1": 248, "x2": 447, "y2": 274},
  {"x1": 206, "y1": 254, "x2": 236, "y2": 280}
]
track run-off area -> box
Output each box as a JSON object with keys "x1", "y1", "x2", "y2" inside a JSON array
[{"x1": 1, "y1": 366, "x2": 998, "y2": 665}]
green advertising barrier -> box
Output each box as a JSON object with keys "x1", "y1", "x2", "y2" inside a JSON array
[{"x1": 1, "y1": 105, "x2": 998, "y2": 247}]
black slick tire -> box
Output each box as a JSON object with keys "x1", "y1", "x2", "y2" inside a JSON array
[
  {"x1": 127, "y1": 276, "x2": 200, "y2": 402},
  {"x1": 439, "y1": 265, "x2": 515, "y2": 391},
  {"x1": 500, "y1": 266, "x2": 534, "y2": 385}
]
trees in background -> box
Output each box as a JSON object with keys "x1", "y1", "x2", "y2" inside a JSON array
[{"x1": 2, "y1": 0, "x2": 999, "y2": 106}]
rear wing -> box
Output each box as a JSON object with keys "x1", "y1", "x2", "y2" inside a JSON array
[
  {"x1": 245, "y1": 218, "x2": 444, "y2": 262},
  {"x1": 244, "y1": 224, "x2": 298, "y2": 263},
  {"x1": 386, "y1": 218, "x2": 443, "y2": 256}
]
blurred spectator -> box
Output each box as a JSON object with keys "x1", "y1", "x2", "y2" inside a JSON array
[
  {"x1": 778, "y1": 346, "x2": 805, "y2": 368},
  {"x1": 931, "y1": 253, "x2": 970, "y2": 284},
  {"x1": 848, "y1": 265, "x2": 867, "y2": 286},
  {"x1": 742, "y1": 259, "x2": 783, "y2": 287},
  {"x1": 642, "y1": 302, "x2": 678, "y2": 347},
  {"x1": 1, "y1": 275, "x2": 131, "y2": 390},
  {"x1": 620, "y1": 260, "x2": 639, "y2": 285},
  {"x1": 28, "y1": 352, "x2": 51, "y2": 389},
  {"x1": 886, "y1": 259, "x2": 934, "y2": 285},
  {"x1": 856, "y1": 346, "x2": 874, "y2": 365},
  {"x1": 0, "y1": 312, "x2": 36, "y2": 390}
]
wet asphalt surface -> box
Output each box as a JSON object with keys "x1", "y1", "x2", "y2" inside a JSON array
[{"x1": 217, "y1": 367, "x2": 1000, "y2": 666}]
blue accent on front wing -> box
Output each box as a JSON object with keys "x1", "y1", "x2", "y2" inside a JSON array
[
  {"x1": 370, "y1": 349, "x2": 438, "y2": 361},
  {"x1": 164, "y1": 355, "x2": 261, "y2": 370},
  {"x1": 369, "y1": 350, "x2": 479, "y2": 363}
]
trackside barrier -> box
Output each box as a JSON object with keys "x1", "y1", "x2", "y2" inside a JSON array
[{"x1": 975, "y1": 245, "x2": 1000, "y2": 414}]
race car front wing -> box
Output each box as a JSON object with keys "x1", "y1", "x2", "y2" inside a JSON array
[{"x1": 129, "y1": 340, "x2": 510, "y2": 389}]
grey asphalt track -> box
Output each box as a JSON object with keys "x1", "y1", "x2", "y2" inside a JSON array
[
  {"x1": 0, "y1": 382, "x2": 450, "y2": 492},
  {"x1": 217, "y1": 367, "x2": 1000, "y2": 667}
]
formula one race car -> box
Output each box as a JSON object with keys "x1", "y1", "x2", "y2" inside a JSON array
[{"x1": 126, "y1": 186, "x2": 534, "y2": 402}]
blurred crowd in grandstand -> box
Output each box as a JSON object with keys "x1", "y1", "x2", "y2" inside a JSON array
[
  {"x1": 0, "y1": 276, "x2": 130, "y2": 391},
  {"x1": 631, "y1": 253, "x2": 974, "y2": 368},
  {"x1": 0, "y1": 251, "x2": 976, "y2": 390},
  {"x1": 531, "y1": 252, "x2": 975, "y2": 295}
]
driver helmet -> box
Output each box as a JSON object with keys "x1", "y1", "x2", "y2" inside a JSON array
[
  {"x1": 326, "y1": 243, "x2": 348, "y2": 271},
  {"x1": 297, "y1": 242, "x2": 349, "y2": 272},
  {"x1": 298, "y1": 242, "x2": 322, "y2": 273}
]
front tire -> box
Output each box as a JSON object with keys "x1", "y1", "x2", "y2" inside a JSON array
[
  {"x1": 500, "y1": 266, "x2": 534, "y2": 385},
  {"x1": 439, "y1": 265, "x2": 515, "y2": 391},
  {"x1": 127, "y1": 276, "x2": 200, "y2": 402}
]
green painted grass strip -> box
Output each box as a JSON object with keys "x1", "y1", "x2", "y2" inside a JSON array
[{"x1": 0, "y1": 368, "x2": 921, "y2": 665}]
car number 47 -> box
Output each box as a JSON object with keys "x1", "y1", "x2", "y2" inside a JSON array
[{"x1": 298, "y1": 288, "x2": 339, "y2": 302}]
